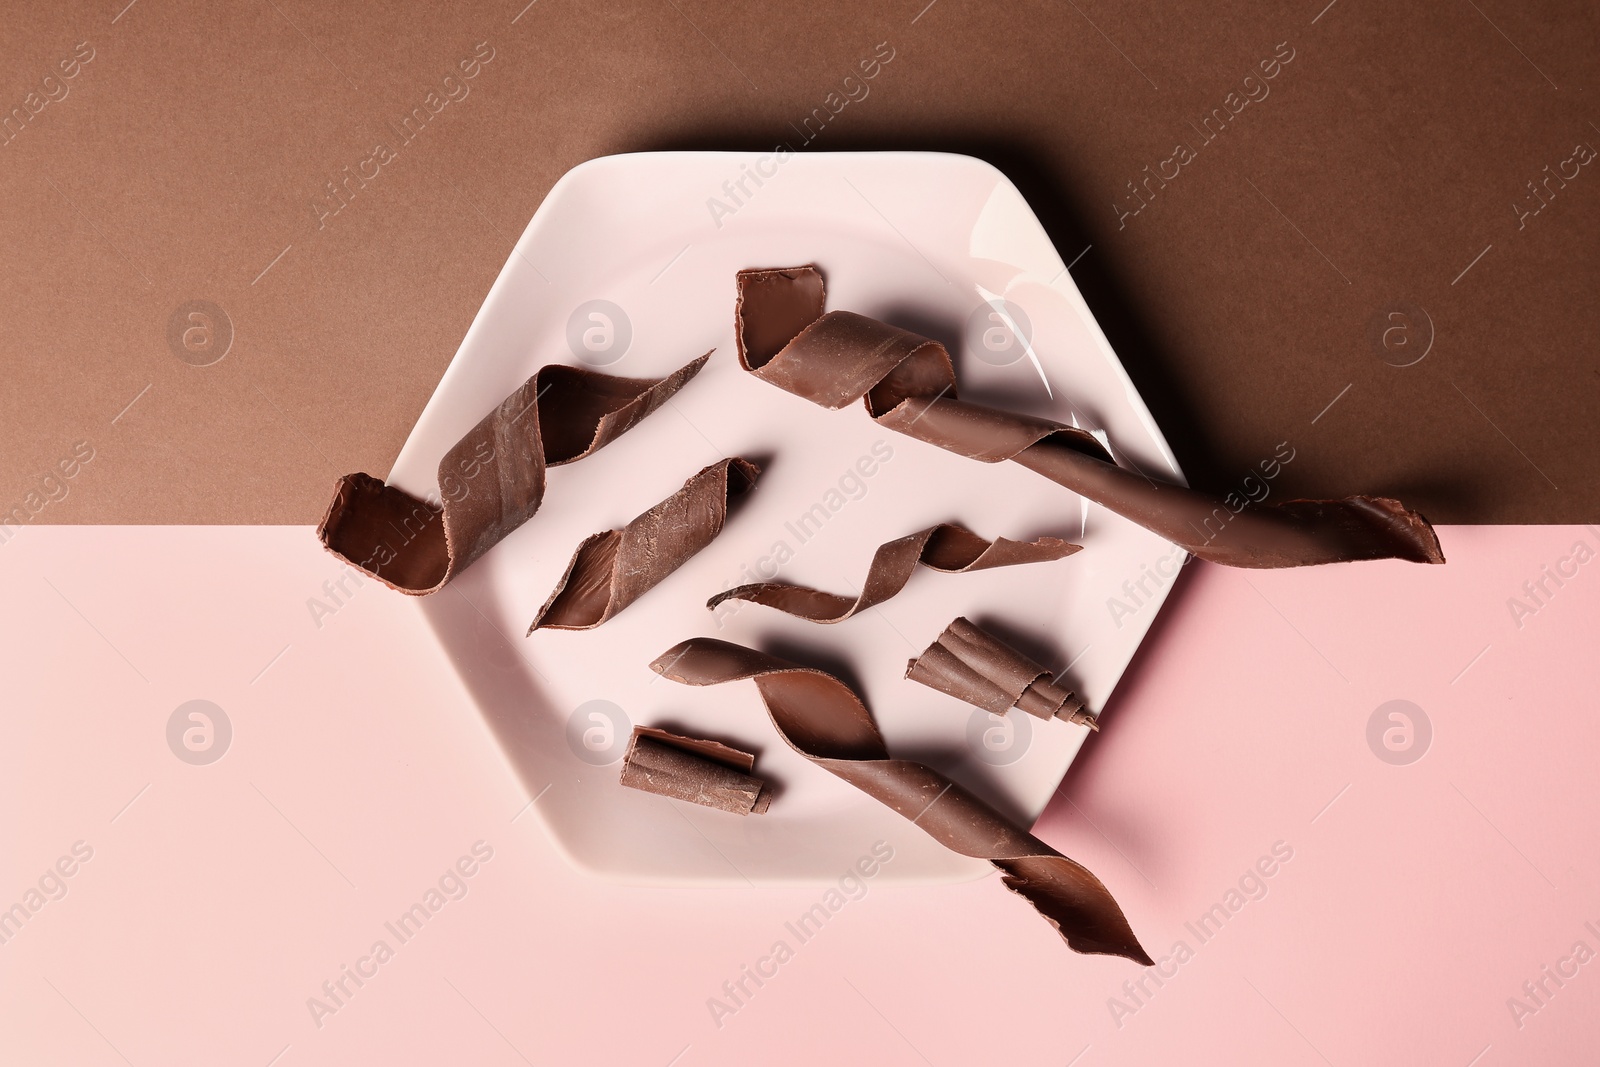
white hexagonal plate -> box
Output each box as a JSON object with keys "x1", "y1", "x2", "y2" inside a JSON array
[{"x1": 389, "y1": 151, "x2": 1184, "y2": 884}]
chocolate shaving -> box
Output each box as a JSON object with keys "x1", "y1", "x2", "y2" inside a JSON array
[
  {"x1": 619, "y1": 726, "x2": 772, "y2": 815},
  {"x1": 651, "y1": 638, "x2": 1152, "y2": 964},
  {"x1": 317, "y1": 354, "x2": 710, "y2": 595},
  {"x1": 734, "y1": 266, "x2": 1445, "y2": 569},
  {"x1": 908, "y1": 617, "x2": 1097, "y2": 730},
  {"x1": 530, "y1": 457, "x2": 760, "y2": 631},
  {"x1": 706, "y1": 524, "x2": 1078, "y2": 623}
]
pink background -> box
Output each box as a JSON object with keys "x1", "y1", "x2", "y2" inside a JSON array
[{"x1": 2, "y1": 523, "x2": 1597, "y2": 1065}]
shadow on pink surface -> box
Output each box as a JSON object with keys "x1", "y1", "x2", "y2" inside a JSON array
[{"x1": 1, "y1": 524, "x2": 1597, "y2": 1066}]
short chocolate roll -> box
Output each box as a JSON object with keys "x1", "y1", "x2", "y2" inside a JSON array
[{"x1": 618, "y1": 726, "x2": 771, "y2": 815}]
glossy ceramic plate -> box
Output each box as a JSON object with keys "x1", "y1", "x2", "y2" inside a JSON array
[{"x1": 390, "y1": 151, "x2": 1183, "y2": 884}]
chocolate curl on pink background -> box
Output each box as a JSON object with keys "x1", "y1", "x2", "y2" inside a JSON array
[
  {"x1": 530, "y1": 457, "x2": 759, "y2": 631},
  {"x1": 734, "y1": 265, "x2": 1444, "y2": 569},
  {"x1": 908, "y1": 616, "x2": 1097, "y2": 730},
  {"x1": 317, "y1": 354, "x2": 708, "y2": 595},
  {"x1": 706, "y1": 523, "x2": 1078, "y2": 623},
  {"x1": 651, "y1": 637, "x2": 1152, "y2": 964}
]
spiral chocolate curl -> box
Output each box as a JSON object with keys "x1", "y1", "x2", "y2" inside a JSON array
[
  {"x1": 706, "y1": 524, "x2": 1078, "y2": 623},
  {"x1": 650, "y1": 637, "x2": 1153, "y2": 964},
  {"x1": 733, "y1": 266, "x2": 1444, "y2": 569},
  {"x1": 531, "y1": 457, "x2": 759, "y2": 631},
  {"x1": 907, "y1": 616, "x2": 1097, "y2": 730},
  {"x1": 317, "y1": 354, "x2": 709, "y2": 595}
]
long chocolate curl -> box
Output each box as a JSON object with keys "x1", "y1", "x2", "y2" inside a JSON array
[
  {"x1": 706, "y1": 524, "x2": 1078, "y2": 623},
  {"x1": 907, "y1": 617, "x2": 1096, "y2": 730},
  {"x1": 317, "y1": 354, "x2": 710, "y2": 595},
  {"x1": 650, "y1": 638, "x2": 1153, "y2": 964},
  {"x1": 734, "y1": 266, "x2": 1444, "y2": 569},
  {"x1": 530, "y1": 457, "x2": 759, "y2": 631}
]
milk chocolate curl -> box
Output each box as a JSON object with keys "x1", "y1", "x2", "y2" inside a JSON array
[
  {"x1": 650, "y1": 638, "x2": 1152, "y2": 964},
  {"x1": 908, "y1": 617, "x2": 1096, "y2": 730},
  {"x1": 530, "y1": 457, "x2": 759, "y2": 631},
  {"x1": 735, "y1": 265, "x2": 1445, "y2": 569},
  {"x1": 707, "y1": 524, "x2": 1078, "y2": 623},
  {"x1": 317, "y1": 354, "x2": 710, "y2": 595},
  {"x1": 619, "y1": 727, "x2": 772, "y2": 815}
]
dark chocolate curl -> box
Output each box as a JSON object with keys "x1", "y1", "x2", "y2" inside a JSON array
[
  {"x1": 734, "y1": 265, "x2": 1445, "y2": 569},
  {"x1": 707, "y1": 524, "x2": 1078, "y2": 623},
  {"x1": 619, "y1": 727, "x2": 772, "y2": 815},
  {"x1": 650, "y1": 638, "x2": 1152, "y2": 964},
  {"x1": 530, "y1": 457, "x2": 759, "y2": 631},
  {"x1": 907, "y1": 616, "x2": 1095, "y2": 729},
  {"x1": 317, "y1": 354, "x2": 710, "y2": 595}
]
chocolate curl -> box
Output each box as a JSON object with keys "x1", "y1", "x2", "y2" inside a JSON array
[
  {"x1": 734, "y1": 266, "x2": 1445, "y2": 569},
  {"x1": 707, "y1": 524, "x2": 1079, "y2": 623},
  {"x1": 317, "y1": 354, "x2": 710, "y2": 595},
  {"x1": 650, "y1": 638, "x2": 1153, "y2": 964},
  {"x1": 530, "y1": 457, "x2": 759, "y2": 631},
  {"x1": 619, "y1": 727, "x2": 772, "y2": 815},
  {"x1": 907, "y1": 617, "x2": 1097, "y2": 730}
]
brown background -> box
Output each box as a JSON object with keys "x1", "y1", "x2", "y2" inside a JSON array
[{"x1": 3, "y1": 0, "x2": 1595, "y2": 525}]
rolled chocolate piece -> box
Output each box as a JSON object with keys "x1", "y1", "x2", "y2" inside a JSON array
[
  {"x1": 734, "y1": 265, "x2": 1445, "y2": 569},
  {"x1": 907, "y1": 617, "x2": 1096, "y2": 730},
  {"x1": 619, "y1": 726, "x2": 772, "y2": 815},
  {"x1": 651, "y1": 638, "x2": 1152, "y2": 964},
  {"x1": 706, "y1": 523, "x2": 1078, "y2": 624},
  {"x1": 530, "y1": 457, "x2": 760, "y2": 631},
  {"x1": 317, "y1": 354, "x2": 710, "y2": 595}
]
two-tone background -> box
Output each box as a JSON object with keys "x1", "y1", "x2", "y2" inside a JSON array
[{"x1": 4, "y1": 1, "x2": 1597, "y2": 1064}]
